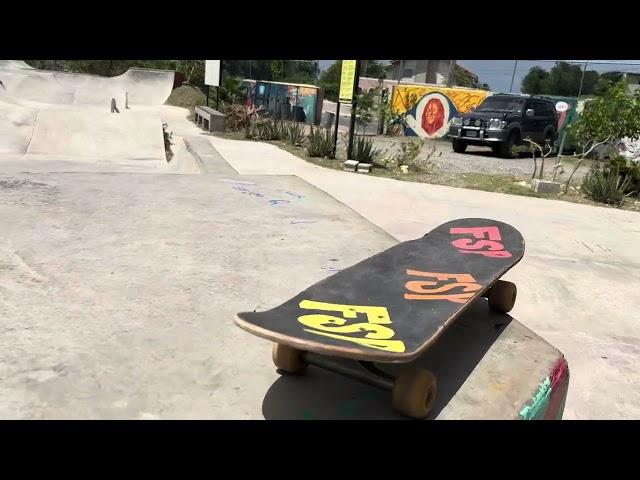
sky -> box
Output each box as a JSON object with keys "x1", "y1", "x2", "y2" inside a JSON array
[{"x1": 318, "y1": 60, "x2": 640, "y2": 93}]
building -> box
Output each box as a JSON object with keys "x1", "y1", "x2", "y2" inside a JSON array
[{"x1": 385, "y1": 60, "x2": 479, "y2": 87}]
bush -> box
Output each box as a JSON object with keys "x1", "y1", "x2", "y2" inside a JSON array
[
  {"x1": 353, "y1": 136, "x2": 378, "y2": 162},
  {"x1": 610, "y1": 154, "x2": 640, "y2": 196},
  {"x1": 397, "y1": 139, "x2": 424, "y2": 165},
  {"x1": 306, "y1": 126, "x2": 335, "y2": 158},
  {"x1": 286, "y1": 122, "x2": 305, "y2": 147},
  {"x1": 247, "y1": 119, "x2": 285, "y2": 141},
  {"x1": 581, "y1": 162, "x2": 631, "y2": 206}
]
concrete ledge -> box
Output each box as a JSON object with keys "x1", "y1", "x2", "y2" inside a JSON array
[
  {"x1": 357, "y1": 163, "x2": 372, "y2": 173},
  {"x1": 194, "y1": 106, "x2": 225, "y2": 132},
  {"x1": 343, "y1": 160, "x2": 358, "y2": 172},
  {"x1": 531, "y1": 179, "x2": 561, "y2": 194}
]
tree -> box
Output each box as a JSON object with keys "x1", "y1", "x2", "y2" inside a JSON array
[
  {"x1": 562, "y1": 80, "x2": 640, "y2": 190},
  {"x1": 282, "y1": 61, "x2": 318, "y2": 84},
  {"x1": 593, "y1": 72, "x2": 624, "y2": 96},
  {"x1": 521, "y1": 62, "x2": 599, "y2": 96},
  {"x1": 174, "y1": 60, "x2": 204, "y2": 85},
  {"x1": 521, "y1": 67, "x2": 549, "y2": 94},
  {"x1": 270, "y1": 60, "x2": 284, "y2": 82},
  {"x1": 355, "y1": 89, "x2": 377, "y2": 133},
  {"x1": 364, "y1": 60, "x2": 386, "y2": 79},
  {"x1": 319, "y1": 60, "x2": 342, "y2": 102}
]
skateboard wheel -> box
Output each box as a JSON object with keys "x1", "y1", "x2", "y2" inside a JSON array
[
  {"x1": 487, "y1": 280, "x2": 517, "y2": 313},
  {"x1": 392, "y1": 368, "x2": 437, "y2": 419},
  {"x1": 272, "y1": 343, "x2": 308, "y2": 374}
]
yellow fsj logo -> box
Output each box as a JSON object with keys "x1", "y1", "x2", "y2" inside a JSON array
[{"x1": 297, "y1": 300, "x2": 405, "y2": 353}]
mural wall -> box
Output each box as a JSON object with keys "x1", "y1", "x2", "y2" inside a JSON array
[
  {"x1": 244, "y1": 80, "x2": 321, "y2": 125},
  {"x1": 392, "y1": 85, "x2": 581, "y2": 151},
  {"x1": 391, "y1": 85, "x2": 492, "y2": 138}
]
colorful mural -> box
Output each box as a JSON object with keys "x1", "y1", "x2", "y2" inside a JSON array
[
  {"x1": 244, "y1": 80, "x2": 320, "y2": 124},
  {"x1": 392, "y1": 85, "x2": 492, "y2": 138}
]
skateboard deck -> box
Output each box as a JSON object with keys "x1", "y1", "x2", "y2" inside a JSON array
[{"x1": 236, "y1": 218, "x2": 524, "y2": 363}]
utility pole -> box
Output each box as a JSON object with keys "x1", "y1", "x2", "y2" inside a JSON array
[
  {"x1": 577, "y1": 61, "x2": 589, "y2": 98},
  {"x1": 509, "y1": 60, "x2": 519, "y2": 92}
]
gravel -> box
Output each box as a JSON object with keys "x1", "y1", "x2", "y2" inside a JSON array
[{"x1": 370, "y1": 136, "x2": 590, "y2": 182}]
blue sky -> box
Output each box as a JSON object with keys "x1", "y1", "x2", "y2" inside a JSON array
[{"x1": 318, "y1": 60, "x2": 640, "y2": 93}]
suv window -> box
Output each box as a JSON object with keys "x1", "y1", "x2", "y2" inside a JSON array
[{"x1": 476, "y1": 96, "x2": 526, "y2": 113}]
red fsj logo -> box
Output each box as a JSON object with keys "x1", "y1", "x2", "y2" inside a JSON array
[{"x1": 449, "y1": 226, "x2": 512, "y2": 258}]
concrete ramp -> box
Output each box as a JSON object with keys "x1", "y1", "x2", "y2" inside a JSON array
[
  {"x1": 0, "y1": 66, "x2": 174, "y2": 106},
  {"x1": 28, "y1": 109, "x2": 167, "y2": 161},
  {"x1": 0, "y1": 60, "x2": 33, "y2": 70},
  {"x1": 0, "y1": 90, "x2": 38, "y2": 154},
  {"x1": 0, "y1": 63, "x2": 174, "y2": 163}
]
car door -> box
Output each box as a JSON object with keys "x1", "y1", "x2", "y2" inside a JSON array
[{"x1": 521, "y1": 100, "x2": 537, "y2": 141}]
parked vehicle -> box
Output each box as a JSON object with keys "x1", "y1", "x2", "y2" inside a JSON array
[{"x1": 448, "y1": 94, "x2": 558, "y2": 158}]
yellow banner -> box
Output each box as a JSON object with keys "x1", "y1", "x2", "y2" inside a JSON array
[{"x1": 339, "y1": 60, "x2": 357, "y2": 103}]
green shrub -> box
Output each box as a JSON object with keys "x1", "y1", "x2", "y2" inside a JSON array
[
  {"x1": 286, "y1": 122, "x2": 305, "y2": 147},
  {"x1": 306, "y1": 127, "x2": 335, "y2": 158},
  {"x1": 610, "y1": 154, "x2": 640, "y2": 196},
  {"x1": 581, "y1": 162, "x2": 631, "y2": 206},
  {"x1": 247, "y1": 119, "x2": 285, "y2": 141},
  {"x1": 353, "y1": 136, "x2": 378, "y2": 162}
]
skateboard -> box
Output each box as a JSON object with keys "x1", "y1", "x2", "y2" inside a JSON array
[{"x1": 235, "y1": 218, "x2": 525, "y2": 419}]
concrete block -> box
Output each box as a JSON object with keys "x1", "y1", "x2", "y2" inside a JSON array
[
  {"x1": 343, "y1": 160, "x2": 358, "y2": 172},
  {"x1": 531, "y1": 179, "x2": 561, "y2": 194},
  {"x1": 357, "y1": 163, "x2": 372, "y2": 173}
]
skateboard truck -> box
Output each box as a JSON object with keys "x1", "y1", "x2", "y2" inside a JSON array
[{"x1": 273, "y1": 344, "x2": 438, "y2": 419}]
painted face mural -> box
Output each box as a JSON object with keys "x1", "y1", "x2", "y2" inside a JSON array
[
  {"x1": 422, "y1": 98, "x2": 445, "y2": 136},
  {"x1": 405, "y1": 92, "x2": 453, "y2": 138},
  {"x1": 392, "y1": 86, "x2": 491, "y2": 138}
]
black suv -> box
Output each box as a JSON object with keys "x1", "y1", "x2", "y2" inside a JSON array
[{"x1": 447, "y1": 94, "x2": 558, "y2": 158}]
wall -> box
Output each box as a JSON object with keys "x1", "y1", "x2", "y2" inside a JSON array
[
  {"x1": 392, "y1": 84, "x2": 581, "y2": 149},
  {"x1": 244, "y1": 80, "x2": 321, "y2": 125},
  {"x1": 392, "y1": 84, "x2": 491, "y2": 138}
]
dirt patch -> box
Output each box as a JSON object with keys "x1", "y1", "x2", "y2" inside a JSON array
[{"x1": 165, "y1": 85, "x2": 207, "y2": 115}]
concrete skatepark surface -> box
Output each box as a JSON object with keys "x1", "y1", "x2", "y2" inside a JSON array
[
  {"x1": 0, "y1": 173, "x2": 561, "y2": 419},
  {"x1": 207, "y1": 136, "x2": 640, "y2": 420},
  {"x1": 0, "y1": 61, "x2": 176, "y2": 164},
  {"x1": 0, "y1": 61, "x2": 638, "y2": 419}
]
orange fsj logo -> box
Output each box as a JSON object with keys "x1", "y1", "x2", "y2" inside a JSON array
[{"x1": 404, "y1": 270, "x2": 481, "y2": 304}]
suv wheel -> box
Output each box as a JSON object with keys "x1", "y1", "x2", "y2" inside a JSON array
[
  {"x1": 452, "y1": 139, "x2": 468, "y2": 153},
  {"x1": 499, "y1": 131, "x2": 520, "y2": 158}
]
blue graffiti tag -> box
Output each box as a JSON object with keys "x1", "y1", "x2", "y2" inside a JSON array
[
  {"x1": 277, "y1": 190, "x2": 305, "y2": 199},
  {"x1": 232, "y1": 185, "x2": 265, "y2": 198}
]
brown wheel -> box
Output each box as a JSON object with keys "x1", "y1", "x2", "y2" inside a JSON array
[
  {"x1": 487, "y1": 280, "x2": 517, "y2": 313},
  {"x1": 272, "y1": 343, "x2": 308, "y2": 374},
  {"x1": 392, "y1": 368, "x2": 437, "y2": 419}
]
